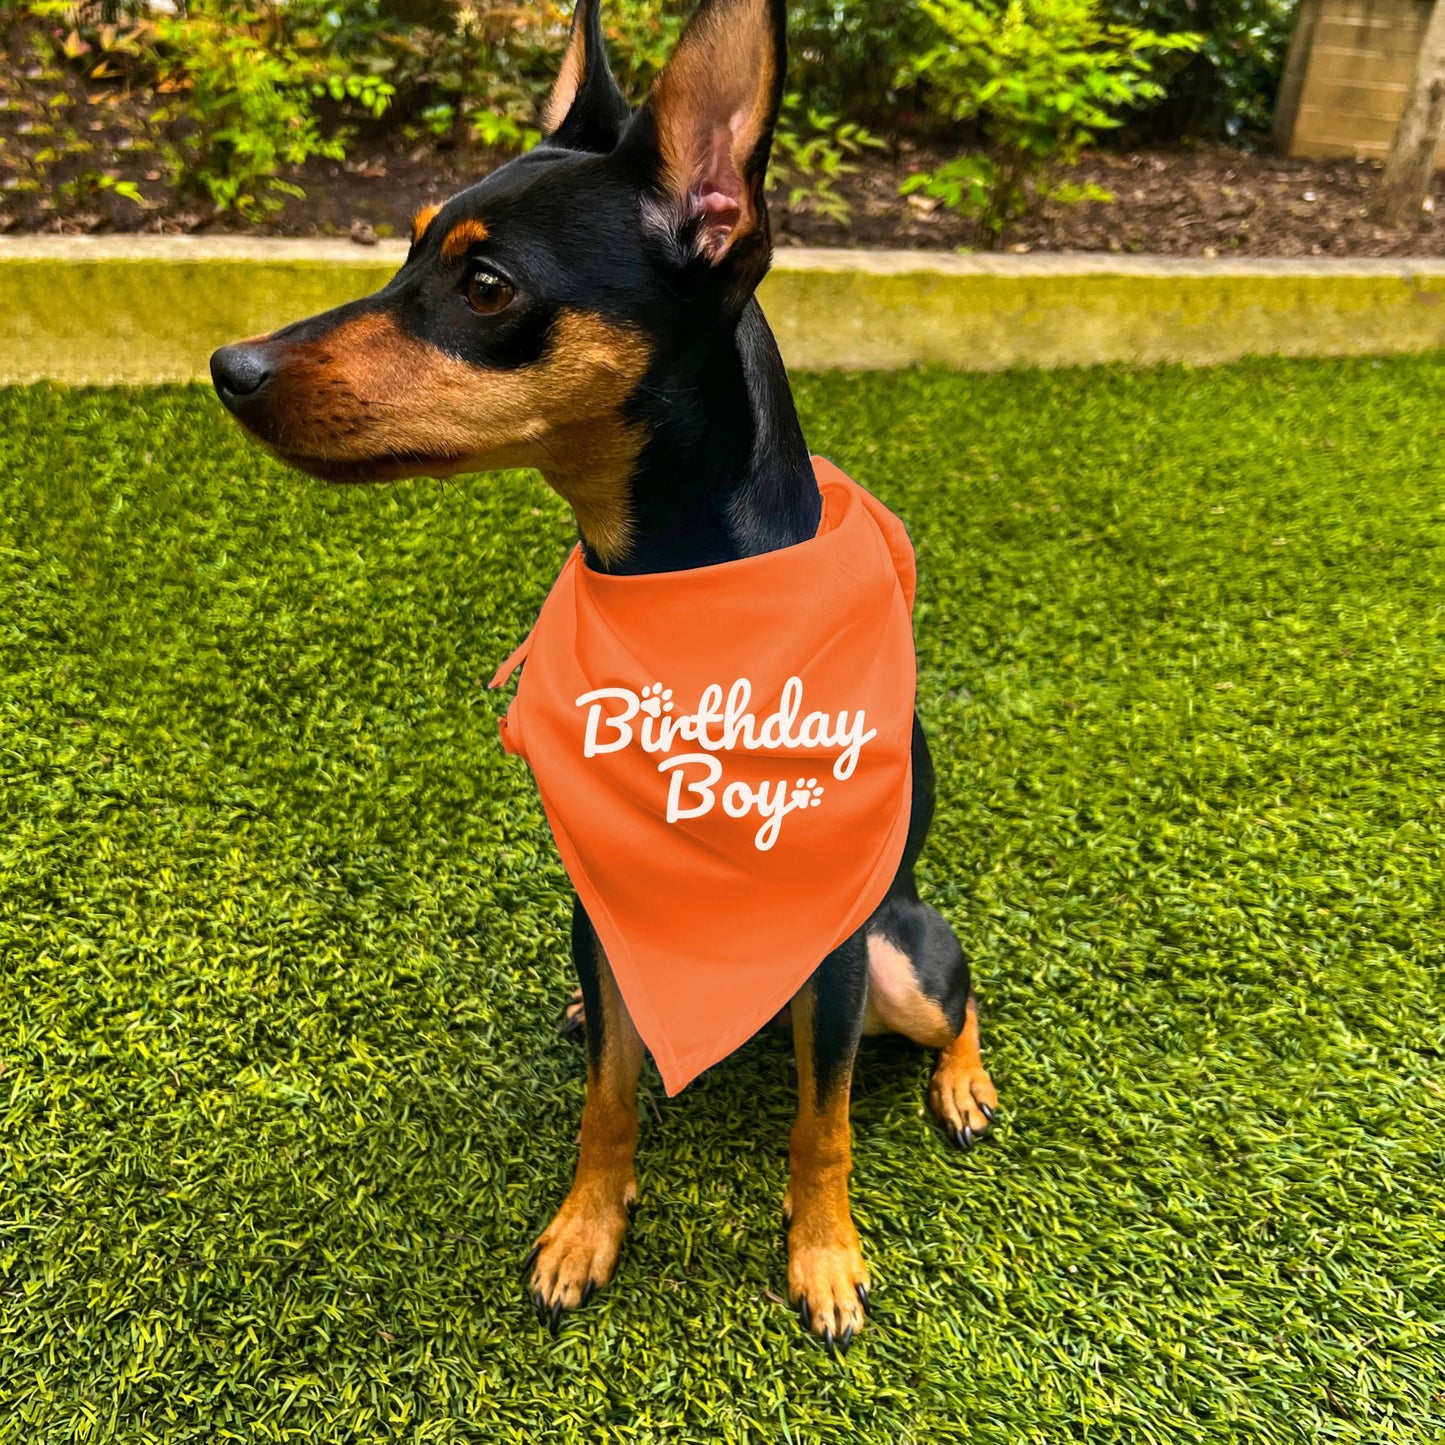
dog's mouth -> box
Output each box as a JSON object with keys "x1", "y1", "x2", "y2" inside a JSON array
[{"x1": 262, "y1": 444, "x2": 475, "y2": 487}]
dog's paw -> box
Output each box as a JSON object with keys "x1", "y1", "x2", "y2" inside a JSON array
[
  {"x1": 524, "y1": 1183, "x2": 634, "y2": 1335},
  {"x1": 929, "y1": 1056, "x2": 998, "y2": 1151},
  {"x1": 787, "y1": 1236, "x2": 869, "y2": 1355}
]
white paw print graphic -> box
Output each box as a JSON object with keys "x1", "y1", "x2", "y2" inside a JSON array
[
  {"x1": 639, "y1": 682, "x2": 674, "y2": 718},
  {"x1": 790, "y1": 777, "x2": 825, "y2": 809}
]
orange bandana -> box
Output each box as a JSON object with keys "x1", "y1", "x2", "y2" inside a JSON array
[{"x1": 491, "y1": 458, "x2": 917, "y2": 1094}]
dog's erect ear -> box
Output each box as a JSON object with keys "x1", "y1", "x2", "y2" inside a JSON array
[
  {"x1": 541, "y1": 0, "x2": 631, "y2": 154},
  {"x1": 628, "y1": 0, "x2": 786, "y2": 304}
]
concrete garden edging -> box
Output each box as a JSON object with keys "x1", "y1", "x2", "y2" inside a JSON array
[{"x1": 3, "y1": 236, "x2": 1443, "y2": 383}]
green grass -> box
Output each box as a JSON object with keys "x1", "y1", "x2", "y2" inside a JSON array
[{"x1": 1, "y1": 357, "x2": 1443, "y2": 1443}]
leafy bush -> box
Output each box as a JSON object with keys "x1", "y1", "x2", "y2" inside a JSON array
[
  {"x1": 0, "y1": 4, "x2": 157, "y2": 210},
  {"x1": 284, "y1": 0, "x2": 878, "y2": 222},
  {"x1": 149, "y1": 1, "x2": 392, "y2": 218},
  {"x1": 276, "y1": 0, "x2": 575, "y2": 153},
  {"x1": 770, "y1": 96, "x2": 884, "y2": 227},
  {"x1": 5, "y1": 0, "x2": 395, "y2": 219},
  {"x1": 899, "y1": 0, "x2": 1200, "y2": 243},
  {"x1": 787, "y1": 0, "x2": 937, "y2": 131},
  {"x1": 11, "y1": 0, "x2": 1279, "y2": 232},
  {"x1": 600, "y1": 0, "x2": 689, "y2": 100},
  {"x1": 1103, "y1": 0, "x2": 1297, "y2": 139},
  {"x1": 10, "y1": 0, "x2": 879, "y2": 225},
  {"x1": 282, "y1": 0, "x2": 683, "y2": 172},
  {"x1": 786, "y1": 0, "x2": 1291, "y2": 145}
]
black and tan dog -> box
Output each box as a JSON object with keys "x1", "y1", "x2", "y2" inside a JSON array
[{"x1": 210, "y1": 0, "x2": 997, "y2": 1353}]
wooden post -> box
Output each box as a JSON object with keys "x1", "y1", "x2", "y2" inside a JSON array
[
  {"x1": 1272, "y1": 0, "x2": 1323, "y2": 157},
  {"x1": 1377, "y1": 0, "x2": 1445, "y2": 227}
]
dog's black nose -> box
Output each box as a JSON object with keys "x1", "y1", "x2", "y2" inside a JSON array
[{"x1": 210, "y1": 343, "x2": 272, "y2": 408}]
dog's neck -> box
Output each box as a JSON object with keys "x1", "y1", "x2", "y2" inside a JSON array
[{"x1": 578, "y1": 299, "x2": 821, "y2": 576}]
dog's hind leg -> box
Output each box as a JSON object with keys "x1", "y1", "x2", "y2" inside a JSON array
[
  {"x1": 863, "y1": 895, "x2": 998, "y2": 1150},
  {"x1": 526, "y1": 896, "x2": 643, "y2": 1332},
  {"x1": 865, "y1": 715, "x2": 998, "y2": 1149},
  {"x1": 784, "y1": 930, "x2": 871, "y2": 1353},
  {"x1": 927, "y1": 990, "x2": 996, "y2": 1149}
]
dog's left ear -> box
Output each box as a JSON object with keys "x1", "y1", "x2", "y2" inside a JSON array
[
  {"x1": 625, "y1": 0, "x2": 787, "y2": 309},
  {"x1": 541, "y1": 0, "x2": 631, "y2": 154}
]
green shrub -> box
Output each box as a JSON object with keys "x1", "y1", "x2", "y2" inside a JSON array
[
  {"x1": 898, "y1": 0, "x2": 1199, "y2": 243},
  {"x1": 770, "y1": 96, "x2": 885, "y2": 228},
  {"x1": 149, "y1": 1, "x2": 392, "y2": 218},
  {"x1": 278, "y1": 0, "x2": 554, "y2": 151},
  {"x1": 15, "y1": 0, "x2": 1276, "y2": 231},
  {"x1": 0, "y1": 4, "x2": 159, "y2": 209},
  {"x1": 1103, "y1": 0, "x2": 1296, "y2": 139},
  {"x1": 787, "y1": 0, "x2": 936, "y2": 131},
  {"x1": 302, "y1": 0, "x2": 873, "y2": 223},
  {"x1": 601, "y1": 0, "x2": 689, "y2": 100}
]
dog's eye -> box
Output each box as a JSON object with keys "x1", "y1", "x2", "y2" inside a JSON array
[{"x1": 466, "y1": 270, "x2": 515, "y2": 316}]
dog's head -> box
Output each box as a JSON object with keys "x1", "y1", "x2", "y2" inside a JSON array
[{"x1": 209, "y1": 0, "x2": 787, "y2": 562}]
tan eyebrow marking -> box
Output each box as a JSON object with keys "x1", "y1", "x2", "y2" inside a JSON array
[
  {"x1": 410, "y1": 204, "x2": 442, "y2": 245},
  {"x1": 440, "y1": 217, "x2": 491, "y2": 262}
]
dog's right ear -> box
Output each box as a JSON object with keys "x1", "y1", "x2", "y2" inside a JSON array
[
  {"x1": 540, "y1": 0, "x2": 631, "y2": 154},
  {"x1": 621, "y1": 0, "x2": 787, "y2": 314}
]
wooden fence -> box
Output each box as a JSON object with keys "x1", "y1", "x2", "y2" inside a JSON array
[{"x1": 1274, "y1": 0, "x2": 1445, "y2": 167}]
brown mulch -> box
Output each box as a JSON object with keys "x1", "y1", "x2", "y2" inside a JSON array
[
  {"x1": 812, "y1": 145, "x2": 1445, "y2": 258},
  {"x1": 6, "y1": 130, "x2": 1444, "y2": 258}
]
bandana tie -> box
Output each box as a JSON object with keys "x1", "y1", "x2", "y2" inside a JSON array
[{"x1": 491, "y1": 457, "x2": 917, "y2": 1094}]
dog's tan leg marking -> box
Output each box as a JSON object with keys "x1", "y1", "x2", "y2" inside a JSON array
[
  {"x1": 928, "y1": 996, "x2": 998, "y2": 1144},
  {"x1": 783, "y1": 981, "x2": 868, "y2": 1348},
  {"x1": 528, "y1": 946, "x2": 643, "y2": 1323}
]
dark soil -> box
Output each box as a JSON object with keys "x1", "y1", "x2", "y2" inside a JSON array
[
  {"x1": 4, "y1": 31, "x2": 1442, "y2": 257},
  {"x1": 827, "y1": 145, "x2": 1445, "y2": 259}
]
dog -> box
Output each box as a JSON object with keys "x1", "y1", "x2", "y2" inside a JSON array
[{"x1": 209, "y1": 0, "x2": 997, "y2": 1354}]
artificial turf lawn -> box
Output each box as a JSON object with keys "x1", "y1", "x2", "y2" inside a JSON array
[{"x1": 1, "y1": 357, "x2": 1442, "y2": 1444}]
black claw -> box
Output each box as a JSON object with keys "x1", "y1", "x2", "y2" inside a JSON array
[
  {"x1": 559, "y1": 1013, "x2": 584, "y2": 1039},
  {"x1": 839, "y1": 1324, "x2": 855, "y2": 1355},
  {"x1": 798, "y1": 1297, "x2": 811, "y2": 1331},
  {"x1": 856, "y1": 1282, "x2": 870, "y2": 1309},
  {"x1": 548, "y1": 1300, "x2": 562, "y2": 1337},
  {"x1": 625, "y1": 1198, "x2": 638, "y2": 1220},
  {"x1": 822, "y1": 1326, "x2": 836, "y2": 1356},
  {"x1": 521, "y1": 1244, "x2": 540, "y2": 1277},
  {"x1": 532, "y1": 1290, "x2": 546, "y2": 1325},
  {"x1": 581, "y1": 1279, "x2": 595, "y2": 1306},
  {"x1": 980, "y1": 1101, "x2": 996, "y2": 1124},
  {"x1": 963, "y1": 1124, "x2": 976, "y2": 1150}
]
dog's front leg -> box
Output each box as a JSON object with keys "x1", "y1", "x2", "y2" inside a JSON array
[
  {"x1": 784, "y1": 929, "x2": 870, "y2": 1353},
  {"x1": 526, "y1": 897, "x2": 642, "y2": 1333}
]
